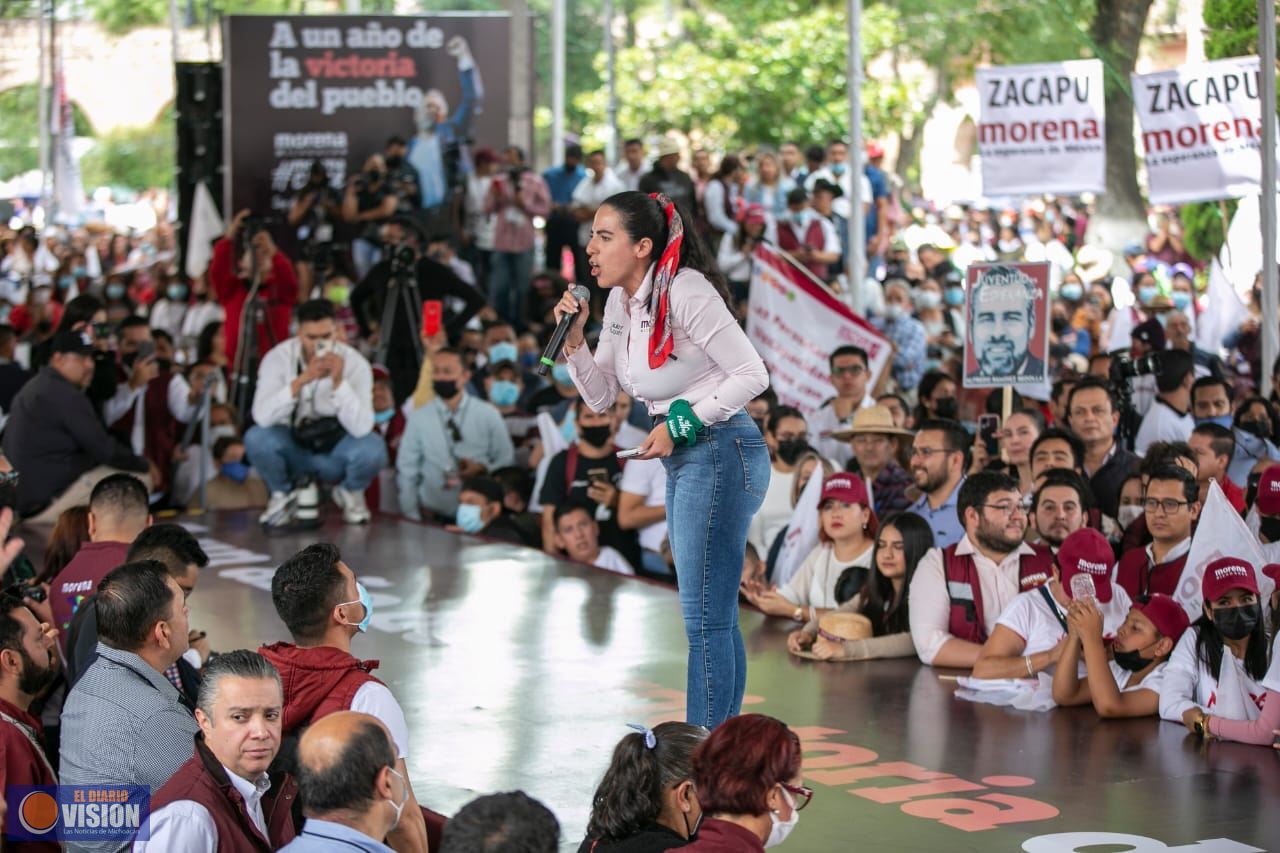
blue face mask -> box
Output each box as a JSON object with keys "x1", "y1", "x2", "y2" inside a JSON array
[
  {"x1": 944, "y1": 287, "x2": 964, "y2": 307},
  {"x1": 1060, "y1": 283, "x2": 1083, "y2": 302},
  {"x1": 106, "y1": 284, "x2": 126, "y2": 301},
  {"x1": 166, "y1": 284, "x2": 188, "y2": 302},
  {"x1": 1171, "y1": 291, "x2": 1192, "y2": 310},
  {"x1": 830, "y1": 163, "x2": 846, "y2": 176},
  {"x1": 552, "y1": 363, "x2": 572, "y2": 385},
  {"x1": 219, "y1": 461, "x2": 249, "y2": 482},
  {"x1": 58, "y1": 275, "x2": 75, "y2": 291},
  {"x1": 1138, "y1": 285, "x2": 1159, "y2": 305},
  {"x1": 519, "y1": 351, "x2": 539, "y2": 370},
  {"x1": 339, "y1": 582, "x2": 373, "y2": 633},
  {"x1": 72, "y1": 266, "x2": 87, "y2": 278},
  {"x1": 455, "y1": 503, "x2": 485, "y2": 534},
  {"x1": 560, "y1": 410, "x2": 577, "y2": 444},
  {"x1": 489, "y1": 380, "x2": 520, "y2": 407},
  {"x1": 1196, "y1": 414, "x2": 1233, "y2": 430},
  {"x1": 488, "y1": 342, "x2": 518, "y2": 365},
  {"x1": 373, "y1": 408, "x2": 395, "y2": 425}
]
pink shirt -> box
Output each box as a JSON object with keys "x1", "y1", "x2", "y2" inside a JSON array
[{"x1": 566, "y1": 266, "x2": 768, "y2": 425}]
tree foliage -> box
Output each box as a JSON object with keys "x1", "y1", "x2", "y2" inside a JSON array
[
  {"x1": 80, "y1": 110, "x2": 174, "y2": 190},
  {"x1": 0, "y1": 84, "x2": 94, "y2": 180}
]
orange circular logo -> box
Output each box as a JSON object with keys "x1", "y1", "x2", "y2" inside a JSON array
[{"x1": 17, "y1": 791, "x2": 59, "y2": 834}]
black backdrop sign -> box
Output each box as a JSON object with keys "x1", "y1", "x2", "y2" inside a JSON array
[{"x1": 223, "y1": 13, "x2": 515, "y2": 225}]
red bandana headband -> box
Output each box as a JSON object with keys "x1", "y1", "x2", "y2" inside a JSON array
[{"x1": 647, "y1": 192, "x2": 684, "y2": 369}]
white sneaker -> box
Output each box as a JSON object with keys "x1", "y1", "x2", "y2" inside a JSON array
[
  {"x1": 259, "y1": 491, "x2": 290, "y2": 525},
  {"x1": 333, "y1": 486, "x2": 371, "y2": 524}
]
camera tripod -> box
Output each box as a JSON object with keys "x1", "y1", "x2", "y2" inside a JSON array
[
  {"x1": 230, "y1": 251, "x2": 278, "y2": 418},
  {"x1": 373, "y1": 262, "x2": 425, "y2": 370}
]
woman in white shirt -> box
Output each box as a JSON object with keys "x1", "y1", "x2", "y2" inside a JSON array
[
  {"x1": 556, "y1": 190, "x2": 770, "y2": 728},
  {"x1": 1159, "y1": 557, "x2": 1271, "y2": 735},
  {"x1": 716, "y1": 205, "x2": 768, "y2": 314}
]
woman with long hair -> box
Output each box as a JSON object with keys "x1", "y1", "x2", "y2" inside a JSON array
[
  {"x1": 1159, "y1": 558, "x2": 1273, "y2": 737},
  {"x1": 702, "y1": 155, "x2": 744, "y2": 244},
  {"x1": 554, "y1": 191, "x2": 770, "y2": 728},
  {"x1": 40, "y1": 505, "x2": 91, "y2": 583},
  {"x1": 579, "y1": 722, "x2": 709, "y2": 852},
  {"x1": 786, "y1": 511, "x2": 933, "y2": 660},
  {"x1": 742, "y1": 151, "x2": 794, "y2": 224}
]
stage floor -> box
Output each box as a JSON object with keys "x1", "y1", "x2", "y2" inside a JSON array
[{"x1": 141, "y1": 512, "x2": 1277, "y2": 851}]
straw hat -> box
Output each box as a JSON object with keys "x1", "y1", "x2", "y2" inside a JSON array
[
  {"x1": 831, "y1": 405, "x2": 915, "y2": 441},
  {"x1": 791, "y1": 612, "x2": 874, "y2": 661}
]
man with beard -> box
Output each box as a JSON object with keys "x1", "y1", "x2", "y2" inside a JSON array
[
  {"x1": 907, "y1": 419, "x2": 970, "y2": 548},
  {"x1": 0, "y1": 596, "x2": 60, "y2": 814},
  {"x1": 966, "y1": 264, "x2": 1045, "y2": 383},
  {"x1": 909, "y1": 470, "x2": 1054, "y2": 668},
  {"x1": 1028, "y1": 468, "x2": 1091, "y2": 550}
]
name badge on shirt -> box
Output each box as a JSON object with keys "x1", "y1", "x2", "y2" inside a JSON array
[{"x1": 609, "y1": 322, "x2": 625, "y2": 336}]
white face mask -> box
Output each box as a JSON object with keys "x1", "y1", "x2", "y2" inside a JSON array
[
  {"x1": 1117, "y1": 504, "x2": 1143, "y2": 530},
  {"x1": 765, "y1": 786, "x2": 799, "y2": 848},
  {"x1": 386, "y1": 766, "x2": 409, "y2": 829}
]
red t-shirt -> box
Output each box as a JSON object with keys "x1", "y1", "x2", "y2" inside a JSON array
[{"x1": 50, "y1": 540, "x2": 131, "y2": 655}]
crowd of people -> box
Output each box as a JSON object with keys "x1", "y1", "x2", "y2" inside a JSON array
[{"x1": 0, "y1": 133, "x2": 1278, "y2": 849}]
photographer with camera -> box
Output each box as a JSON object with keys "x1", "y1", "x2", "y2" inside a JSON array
[
  {"x1": 484, "y1": 146, "x2": 551, "y2": 328},
  {"x1": 349, "y1": 215, "x2": 486, "y2": 406},
  {"x1": 289, "y1": 160, "x2": 344, "y2": 303},
  {"x1": 1134, "y1": 349, "x2": 1195, "y2": 457},
  {"x1": 209, "y1": 210, "x2": 298, "y2": 370},
  {"x1": 246, "y1": 299, "x2": 385, "y2": 526},
  {"x1": 342, "y1": 154, "x2": 400, "y2": 280}
]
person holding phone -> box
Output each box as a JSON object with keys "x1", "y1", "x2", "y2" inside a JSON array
[{"x1": 554, "y1": 191, "x2": 769, "y2": 729}]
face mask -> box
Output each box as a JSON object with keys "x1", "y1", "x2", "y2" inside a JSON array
[
  {"x1": 766, "y1": 787, "x2": 799, "y2": 848},
  {"x1": 789, "y1": 210, "x2": 809, "y2": 227},
  {"x1": 166, "y1": 284, "x2": 188, "y2": 302},
  {"x1": 830, "y1": 163, "x2": 846, "y2": 176},
  {"x1": 1051, "y1": 316, "x2": 1069, "y2": 334},
  {"x1": 552, "y1": 363, "x2": 572, "y2": 385},
  {"x1": 338, "y1": 581, "x2": 373, "y2": 633},
  {"x1": 220, "y1": 461, "x2": 249, "y2": 483},
  {"x1": 106, "y1": 284, "x2": 126, "y2": 301},
  {"x1": 1259, "y1": 515, "x2": 1280, "y2": 544},
  {"x1": 560, "y1": 411, "x2": 577, "y2": 444},
  {"x1": 1060, "y1": 283, "x2": 1083, "y2": 301},
  {"x1": 386, "y1": 766, "x2": 409, "y2": 829},
  {"x1": 72, "y1": 266, "x2": 86, "y2": 278},
  {"x1": 58, "y1": 275, "x2": 75, "y2": 291},
  {"x1": 934, "y1": 397, "x2": 958, "y2": 420},
  {"x1": 1171, "y1": 291, "x2": 1192, "y2": 310},
  {"x1": 209, "y1": 424, "x2": 238, "y2": 441},
  {"x1": 489, "y1": 380, "x2": 520, "y2": 408},
  {"x1": 455, "y1": 503, "x2": 486, "y2": 534},
  {"x1": 156, "y1": 358, "x2": 173, "y2": 374},
  {"x1": 519, "y1": 351, "x2": 539, "y2": 370},
  {"x1": 385, "y1": 155, "x2": 404, "y2": 169},
  {"x1": 883, "y1": 303, "x2": 905, "y2": 321},
  {"x1": 1195, "y1": 414, "x2": 1232, "y2": 430},
  {"x1": 580, "y1": 425, "x2": 613, "y2": 448},
  {"x1": 776, "y1": 438, "x2": 809, "y2": 466},
  {"x1": 1211, "y1": 602, "x2": 1260, "y2": 641},
  {"x1": 1138, "y1": 285, "x2": 1159, "y2": 305},
  {"x1": 1239, "y1": 419, "x2": 1271, "y2": 440},
  {"x1": 944, "y1": 287, "x2": 965, "y2": 307},
  {"x1": 915, "y1": 290, "x2": 941, "y2": 310},
  {"x1": 374, "y1": 408, "x2": 395, "y2": 425},
  {"x1": 325, "y1": 284, "x2": 350, "y2": 306},
  {"x1": 488, "y1": 342, "x2": 518, "y2": 364},
  {"x1": 1117, "y1": 504, "x2": 1144, "y2": 530},
  {"x1": 433, "y1": 380, "x2": 459, "y2": 400},
  {"x1": 1113, "y1": 645, "x2": 1155, "y2": 672}
]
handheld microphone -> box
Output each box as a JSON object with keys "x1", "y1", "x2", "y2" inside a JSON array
[{"x1": 538, "y1": 285, "x2": 592, "y2": 375}]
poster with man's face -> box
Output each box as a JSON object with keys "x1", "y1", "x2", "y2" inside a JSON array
[{"x1": 962, "y1": 262, "x2": 1050, "y2": 388}]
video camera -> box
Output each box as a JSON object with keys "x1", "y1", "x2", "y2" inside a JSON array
[
  {"x1": 1109, "y1": 351, "x2": 1164, "y2": 381},
  {"x1": 388, "y1": 243, "x2": 417, "y2": 277}
]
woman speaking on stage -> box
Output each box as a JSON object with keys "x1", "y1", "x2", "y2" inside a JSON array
[{"x1": 555, "y1": 191, "x2": 770, "y2": 729}]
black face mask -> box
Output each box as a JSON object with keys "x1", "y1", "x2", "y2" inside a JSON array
[
  {"x1": 776, "y1": 438, "x2": 810, "y2": 466},
  {"x1": 1051, "y1": 316, "x2": 1069, "y2": 334},
  {"x1": 579, "y1": 425, "x2": 613, "y2": 448},
  {"x1": 1112, "y1": 646, "x2": 1155, "y2": 672},
  {"x1": 433, "y1": 380, "x2": 459, "y2": 400},
  {"x1": 934, "y1": 397, "x2": 958, "y2": 420},
  {"x1": 1259, "y1": 516, "x2": 1280, "y2": 544},
  {"x1": 1212, "y1": 602, "x2": 1261, "y2": 641},
  {"x1": 1239, "y1": 419, "x2": 1272, "y2": 440},
  {"x1": 155, "y1": 358, "x2": 173, "y2": 374},
  {"x1": 121, "y1": 351, "x2": 138, "y2": 369},
  {"x1": 385, "y1": 156, "x2": 403, "y2": 168}
]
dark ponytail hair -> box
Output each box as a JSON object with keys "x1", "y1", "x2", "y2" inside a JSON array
[
  {"x1": 862, "y1": 511, "x2": 934, "y2": 636},
  {"x1": 601, "y1": 191, "x2": 731, "y2": 303},
  {"x1": 584, "y1": 721, "x2": 709, "y2": 842}
]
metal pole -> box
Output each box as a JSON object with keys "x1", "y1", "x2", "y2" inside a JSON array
[
  {"x1": 604, "y1": 0, "x2": 618, "y2": 164},
  {"x1": 1261, "y1": 0, "x2": 1278, "y2": 394},
  {"x1": 36, "y1": 2, "x2": 49, "y2": 223},
  {"x1": 551, "y1": 0, "x2": 566, "y2": 166},
  {"x1": 168, "y1": 0, "x2": 182, "y2": 66},
  {"x1": 48, "y1": 0, "x2": 57, "y2": 222},
  {"x1": 845, "y1": 0, "x2": 866, "y2": 314}
]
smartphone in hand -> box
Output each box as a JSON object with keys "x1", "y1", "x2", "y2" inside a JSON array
[{"x1": 422, "y1": 300, "x2": 443, "y2": 338}]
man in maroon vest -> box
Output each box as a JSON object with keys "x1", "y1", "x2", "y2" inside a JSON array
[
  {"x1": 49, "y1": 472, "x2": 150, "y2": 654},
  {"x1": 776, "y1": 187, "x2": 839, "y2": 283},
  {"x1": 908, "y1": 470, "x2": 1053, "y2": 668},
  {"x1": 259, "y1": 544, "x2": 429, "y2": 851},
  {"x1": 140, "y1": 650, "x2": 297, "y2": 851},
  {"x1": 0, "y1": 595, "x2": 60, "y2": 853},
  {"x1": 1115, "y1": 465, "x2": 1198, "y2": 602}
]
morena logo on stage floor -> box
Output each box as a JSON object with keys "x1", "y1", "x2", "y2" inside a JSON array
[{"x1": 4, "y1": 786, "x2": 150, "y2": 843}]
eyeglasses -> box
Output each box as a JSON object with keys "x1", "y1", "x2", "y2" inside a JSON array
[
  {"x1": 1143, "y1": 497, "x2": 1190, "y2": 514},
  {"x1": 981, "y1": 502, "x2": 1028, "y2": 518},
  {"x1": 781, "y1": 783, "x2": 814, "y2": 811},
  {"x1": 831, "y1": 365, "x2": 867, "y2": 377},
  {"x1": 910, "y1": 447, "x2": 953, "y2": 459}
]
